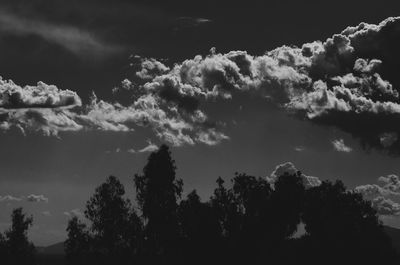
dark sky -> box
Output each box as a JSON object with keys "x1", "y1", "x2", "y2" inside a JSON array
[{"x1": 1, "y1": 0, "x2": 400, "y2": 246}]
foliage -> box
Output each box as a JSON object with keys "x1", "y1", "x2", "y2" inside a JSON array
[
  {"x1": 0, "y1": 208, "x2": 36, "y2": 265},
  {"x1": 1, "y1": 144, "x2": 397, "y2": 265}
]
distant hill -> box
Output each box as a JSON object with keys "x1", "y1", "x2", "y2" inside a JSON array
[
  {"x1": 385, "y1": 226, "x2": 400, "y2": 254},
  {"x1": 36, "y1": 241, "x2": 65, "y2": 256}
]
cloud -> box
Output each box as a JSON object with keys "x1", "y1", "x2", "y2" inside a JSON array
[
  {"x1": 294, "y1": 146, "x2": 305, "y2": 152},
  {"x1": 0, "y1": 78, "x2": 81, "y2": 109},
  {"x1": 0, "y1": 194, "x2": 48, "y2": 203},
  {"x1": 332, "y1": 139, "x2": 353, "y2": 153},
  {"x1": 1, "y1": 16, "x2": 400, "y2": 151},
  {"x1": 355, "y1": 174, "x2": 400, "y2": 215},
  {"x1": 41, "y1": 211, "x2": 52, "y2": 217},
  {"x1": 128, "y1": 140, "x2": 159, "y2": 154},
  {"x1": 0, "y1": 10, "x2": 121, "y2": 58},
  {"x1": 137, "y1": 140, "x2": 159, "y2": 153},
  {"x1": 0, "y1": 195, "x2": 23, "y2": 202},
  {"x1": 64, "y1": 208, "x2": 84, "y2": 218},
  {"x1": 355, "y1": 174, "x2": 400, "y2": 197},
  {"x1": 378, "y1": 175, "x2": 400, "y2": 193},
  {"x1": 174, "y1": 17, "x2": 212, "y2": 31},
  {"x1": 0, "y1": 77, "x2": 83, "y2": 136},
  {"x1": 269, "y1": 162, "x2": 322, "y2": 189},
  {"x1": 121, "y1": 17, "x2": 400, "y2": 152},
  {"x1": 372, "y1": 196, "x2": 400, "y2": 216},
  {"x1": 26, "y1": 194, "x2": 49, "y2": 203}
]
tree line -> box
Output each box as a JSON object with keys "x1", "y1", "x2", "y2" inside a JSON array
[{"x1": 0, "y1": 144, "x2": 399, "y2": 265}]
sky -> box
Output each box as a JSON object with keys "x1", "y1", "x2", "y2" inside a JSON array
[{"x1": 1, "y1": 0, "x2": 400, "y2": 246}]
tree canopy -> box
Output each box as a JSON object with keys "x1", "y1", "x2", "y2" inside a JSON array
[{"x1": 1, "y1": 144, "x2": 398, "y2": 265}]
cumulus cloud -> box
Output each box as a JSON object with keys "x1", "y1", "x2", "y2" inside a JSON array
[
  {"x1": 378, "y1": 175, "x2": 400, "y2": 193},
  {"x1": 269, "y1": 162, "x2": 322, "y2": 189},
  {"x1": 355, "y1": 174, "x2": 400, "y2": 215},
  {"x1": 355, "y1": 174, "x2": 400, "y2": 197},
  {"x1": 1, "y1": 16, "x2": 400, "y2": 151},
  {"x1": 0, "y1": 10, "x2": 121, "y2": 58},
  {"x1": 371, "y1": 196, "x2": 400, "y2": 216},
  {"x1": 0, "y1": 78, "x2": 82, "y2": 136},
  {"x1": 332, "y1": 139, "x2": 353, "y2": 152}
]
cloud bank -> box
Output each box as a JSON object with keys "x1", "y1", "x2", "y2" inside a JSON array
[{"x1": 2, "y1": 16, "x2": 400, "y2": 152}]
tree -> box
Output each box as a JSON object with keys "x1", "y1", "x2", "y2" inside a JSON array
[
  {"x1": 134, "y1": 144, "x2": 183, "y2": 261},
  {"x1": 0, "y1": 230, "x2": 7, "y2": 263},
  {"x1": 84, "y1": 176, "x2": 141, "y2": 263},
  {"x1": 210, "y1": 177, "x2": 238, "y2": 239},
  {"x1": 302, "y1": 180, "x2": 397, "y2": 264},
  {"x1": 271, "y1": 171, "x2": 305, "y2": 240},
  {"x1": 65, "y1": 217, "x2": 90, "y2": 265},
  {"x1": 4, "y1": 208, "x2": 36, "y2": 265},
  {"x1": 178, "y1": 190, "x2": 221, "y2": 264},
  {"x1": 231, "y1": 173, "x2": 273, "y2": 259}
]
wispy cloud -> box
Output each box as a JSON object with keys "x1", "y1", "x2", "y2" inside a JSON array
[
  {"x1": 0, "y1": 195, "x2": 23, "y2": 202},
  {"x1": 41, "y1": 211, "x2": 52, "y2": 217},
  {"x1": 0, "y1": 194, "x2": 49, "y2": 203},
  {"x1": 64, "y1": 208, "x2": 84, "y2": 218},
  {"x1": 294, "y1": 146, "x2": 305, "y2": 152},
  {"x1": 174, "y1": 17, "x2": 212, "y2": 31},
  {"x1": 0, "y1": 10, "x2": 122, "y2": 58},
  {"x1": 128, "y1": 140, "x2": 159, "y2": 154}
]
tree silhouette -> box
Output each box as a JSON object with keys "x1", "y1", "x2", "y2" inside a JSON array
[
  {"x1": 86, "y1": 175, "x2": 141, "y2": 264},
  {"x1": 65, "y1": 216, "x2": 90, "y2": 265},
  {"x1": 301, "y1": 180, "x2": 397, "y2": 264},
  {"x1": 65, "y1": 176, "x2": 142, "y2": 265},
  {"x1": 230, "y1": 173, "x2": 273, "y2": 262},
  {"x1": 0, "y1": 232, "x2": 6, "y2": 260},
  {"x1": 3, "y1": 208, "x2": 36, "y2": 265},
  {"x1": 271, "y1": 171, "x2": 305, "y2": 239},
  {"x1": 178, "y1": 190, "x2": 221, "y2": 264},
  {"x1": 210, "y1": 177, "x2": 238, "y2": 239},
  {"x1": 134, "y1": 144, "x2": 183, "y2": 262},
  {"x1": 55, "y1": 144, "x2": 398, "y2": 265}
]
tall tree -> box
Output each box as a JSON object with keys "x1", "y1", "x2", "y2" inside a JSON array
[
  {"x1": 134, "y1": 144, "x2": 183, "y2": 260},
  {"x1": 4, "y1": 208, "x2": 35, "y2": 265},
  {"x1": 210, "y1": 177, "x2": 238, "y2": 238},
  {"x1": 271, "y1": 171, "x2": 305, "y2": 240},
  {"x1": 178, "y1": 190, "x2": 221, "y2": 264},
  {"x1": 85, "y1": 176, "x2": 141, "y2": 263},
  {"x1": 65, "y1": 216, "x2": 90, "y2": 265}
]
